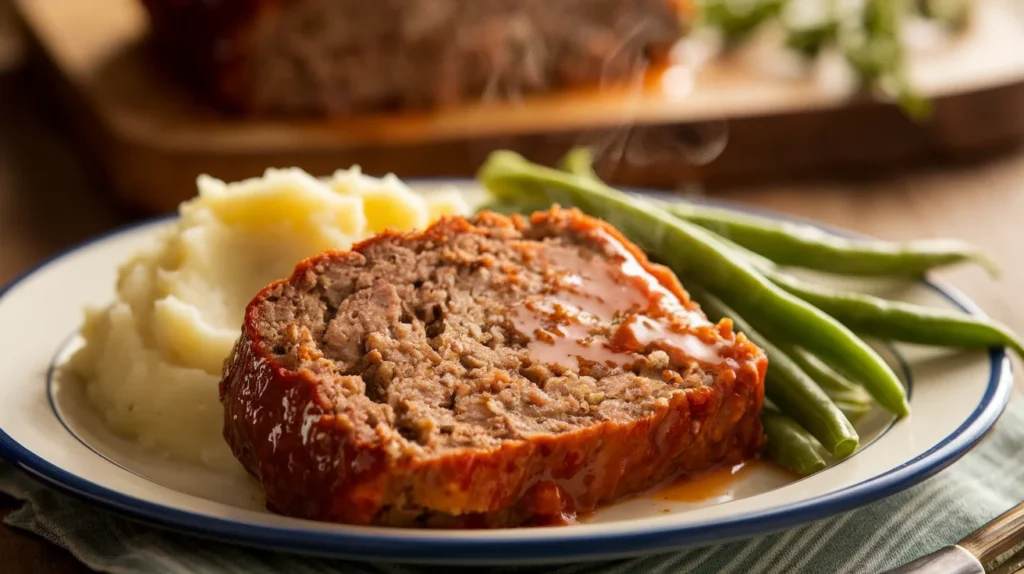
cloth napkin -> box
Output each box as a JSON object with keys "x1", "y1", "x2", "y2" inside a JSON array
[{"x1": 3, "y1": 400, "x2": 1024, "y2": 574}]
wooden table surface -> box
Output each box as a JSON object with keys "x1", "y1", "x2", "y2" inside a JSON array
[{"x1": 3, "y1": 23, "x2": 1024, "y2": 574}]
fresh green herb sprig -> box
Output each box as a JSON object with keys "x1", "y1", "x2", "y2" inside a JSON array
[{"x1": 694, "y1": 0, "x2": 972, "y2": 118}]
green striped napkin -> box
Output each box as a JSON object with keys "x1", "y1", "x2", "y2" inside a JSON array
[{"x1": 3, "y1": 398, "x2": 1023, "y2": 574}]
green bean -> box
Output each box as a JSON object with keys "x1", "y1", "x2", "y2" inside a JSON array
[
  {"x1": 714, "y1": 230, "x2": 1023, "y2": 361},
  {"x1": 692, "y1": 230, "x2": 1022, "y2": 372},
  {"x1": 479, "y1": 150, "x2": 910, "y2": 416},
  {"x1": 762, "y1": 402, "x2": 829, "y2": 477},
  {"x1": 662, "y1": 202, "x2": 997, "y2": 278},
  {"x1": 557, "y1": 146, "x2": 997, "y2": 278},
  {"x1": 558, "y1": 147, "x2": 601, "y2": 181},
  {"x1": 781, "y1": 346, "x2": 874, "y2": 423},
  {"x1": 691, "y1": 288, "x2": 859, "y2": 458},
  {"x1": 767, "y1": 270, "x2": 1024, "y2": 360}
]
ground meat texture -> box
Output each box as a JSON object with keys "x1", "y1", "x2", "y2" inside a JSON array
[
  {"x1": 139, "y1": 0, "x2": 689, "y2": 117},
  {"x1": 220, "y1": 207, "x2": 767, "y2": 527}
]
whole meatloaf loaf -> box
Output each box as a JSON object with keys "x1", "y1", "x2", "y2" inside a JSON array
[
  {"x1": 139, "y1": 0, "x2": 689, "y2": 116},
  {"x1": 220, "y1": 207, "x2": 766, "y2": 527}
]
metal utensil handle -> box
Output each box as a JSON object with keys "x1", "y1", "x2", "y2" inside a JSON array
[{"x1": 959, "y1": 500, "x2": 1024, "y2": 564}]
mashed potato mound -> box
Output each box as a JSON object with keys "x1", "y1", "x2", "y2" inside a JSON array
[{"x1": 68, "y1": 167, "x2": 469, "y2": 470}]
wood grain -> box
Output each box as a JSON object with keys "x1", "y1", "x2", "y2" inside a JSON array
[{"x1": 12, "y1": 0, "x2": 1024, "y2": 212}]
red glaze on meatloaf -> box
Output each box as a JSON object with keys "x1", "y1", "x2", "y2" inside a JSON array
[{"x1": 220, "y1": 207, "x2": 766, "y2": 527}]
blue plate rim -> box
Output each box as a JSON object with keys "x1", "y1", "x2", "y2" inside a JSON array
[{"x1": 0, "y1": 187, "x2": 1013, "y2": 564}]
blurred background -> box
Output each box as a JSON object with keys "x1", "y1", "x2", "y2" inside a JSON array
[{"x1": 2, "y1": 0, "x2": 1024, "y2": 301}]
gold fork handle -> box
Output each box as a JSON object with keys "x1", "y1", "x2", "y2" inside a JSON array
[{"x1": 959, "y1": 500, "x2": 1024, "y2": 565}]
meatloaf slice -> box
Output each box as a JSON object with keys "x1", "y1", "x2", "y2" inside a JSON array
[
  {"x1": 220, "y1": 207, "x2": 766, "y2": 528},
  {"x1": 139, "y1": 0, "x2": 689, "y2": 117}
]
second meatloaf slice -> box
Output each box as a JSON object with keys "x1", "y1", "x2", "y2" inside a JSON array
[
  {"x1": 140, "y1": 0, "x2": 687, "y2": 116},
  {"x1": 220, "y1": 207, "x2": 767, "y2": 528}
]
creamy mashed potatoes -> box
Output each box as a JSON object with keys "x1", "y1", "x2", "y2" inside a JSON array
[{"x1": 68, "y1": 167, "x2": 469, "y2": 470}]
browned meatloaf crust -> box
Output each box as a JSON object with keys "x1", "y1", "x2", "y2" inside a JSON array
[
  {"x1": 220, "y1": 207, "x2": 766, "y2": 528},
  {"x1": 139, "y1": 0, "x2": 689, "y2": 117}
]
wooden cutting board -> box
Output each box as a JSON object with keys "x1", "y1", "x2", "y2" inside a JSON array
[{"x1": 13, "y1": 0, "x2": 1024, "y2": 212}]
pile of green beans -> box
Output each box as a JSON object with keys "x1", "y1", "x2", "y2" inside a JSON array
[{"x1": 475, "y1": 146, "x2": 1021, "y2": 477}]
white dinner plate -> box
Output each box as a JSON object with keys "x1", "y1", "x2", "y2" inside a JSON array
[{"x1": 0, "y1": 183, "x2": 1013, "y2": 565}]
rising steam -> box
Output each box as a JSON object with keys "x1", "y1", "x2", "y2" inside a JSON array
[
  {"x1": 587, "y1": 19, "x2": 728, "y2": 184},
  {"x1": 471, "y1": 8, "x2": 729, "y2": 189}
]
